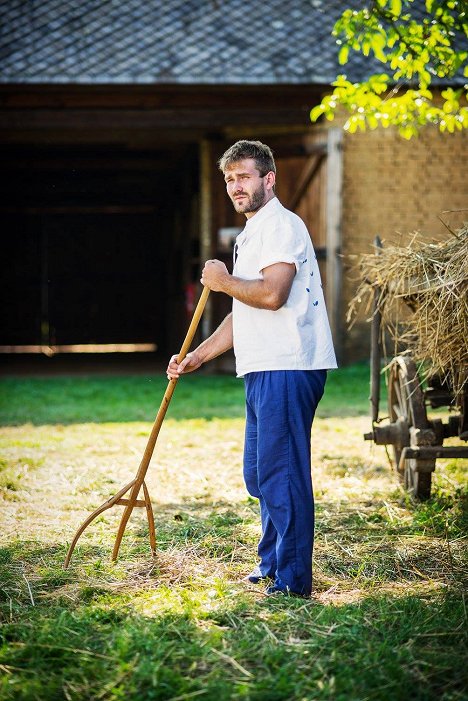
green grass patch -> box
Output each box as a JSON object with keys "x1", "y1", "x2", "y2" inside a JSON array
[
  {"x1": 0, "y1": 374, "x2": 244, "y2": 425},
  {"x1": 0, "y1": 363, "x2": 380, "y2": 425},
  {"x1": 0, "y1": 536, "x2": 466, "y2": 701}
]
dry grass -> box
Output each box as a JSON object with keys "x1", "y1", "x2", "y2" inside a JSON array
[{"x1": 1, "y1": 415, "x2": 466, "y2": 602}]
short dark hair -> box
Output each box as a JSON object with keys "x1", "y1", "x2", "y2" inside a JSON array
[{"x1": 218, "y1": 140, "x2": 276, "y2": 176}]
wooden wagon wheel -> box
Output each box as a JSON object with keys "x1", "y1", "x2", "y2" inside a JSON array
[{"x1": 387, "y1": 356, "x2": 434, "y2": 500}]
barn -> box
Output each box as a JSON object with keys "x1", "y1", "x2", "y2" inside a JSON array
[{"x1": 1, "y1": 0, "x2": 466, "y2": 369}]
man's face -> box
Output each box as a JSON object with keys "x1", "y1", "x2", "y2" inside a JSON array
[{"x1": 224, "y1": 158, "x2": 273, "y2": 217}]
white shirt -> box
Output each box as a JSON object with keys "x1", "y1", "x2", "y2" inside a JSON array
[{"x1": 232, "y1": 197, "x2": 337, "y2": 377}]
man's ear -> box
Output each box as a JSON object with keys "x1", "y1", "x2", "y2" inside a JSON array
[{"x1": 265, "y1": 171, "x2": 276, "y2": 191}]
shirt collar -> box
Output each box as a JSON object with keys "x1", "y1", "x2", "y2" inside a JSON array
[{"x1": 243, "y1": 196, "x2": 280, "y2": 234}]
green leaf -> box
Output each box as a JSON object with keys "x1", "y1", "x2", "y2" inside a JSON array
[
  {"x1": 399, "y1": 125, "x2": 416, "y2": 139},
  {"x1": 371, "y1": 33, "x2": 388, "y2": 63},
  {"x1": 441, "y1": 88, "x2": 455, "y2": 100},
  {"x1": 333, "y1": 74, "x2": 351, "y2": 87},
  {"x1": 310, "y1": 104, "x2": 327, "y2": 122},
  {"x1": 390, "y1": 0, "x2": 402, "y2": 17},
  {"x1": 368, "y1": 73, "x2": 390, "y2": 94},
  {"x1": 338, "y1": 45, "x2": 349, "y2": 65},
  {"x1": 381, "y1": 114, "x2": 391, "y2": 128}
]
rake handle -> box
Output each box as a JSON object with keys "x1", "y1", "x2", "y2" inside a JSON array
[
  {"x1": 176, "y1": 284, "x2": 211, "y2": 365},
  {"x1": 111, "y1": 285, "x2": 210, "y2": 560},
  {"x1": 134, "y1": 284, "x2": 210, "y2": 480}
]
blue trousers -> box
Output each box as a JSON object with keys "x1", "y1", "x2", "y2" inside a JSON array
[{"x1": 243, "y1": 370, "x2": 326, "y2": 596}]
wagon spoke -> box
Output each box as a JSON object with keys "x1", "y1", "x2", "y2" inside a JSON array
[
  {"x1": 393, "y1": 379, "x2": 405, "y2": 417},
  {"x1": 387, "y1": 356, "x2": 434, "y2": 500}
]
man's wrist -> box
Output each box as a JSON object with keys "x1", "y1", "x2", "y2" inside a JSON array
[
  {"x1": 192, "y1": 347, "x2": 207, "y2": 366},
  {"x1": 220, "y1": 273, "x2": 236, "y2": 296}
]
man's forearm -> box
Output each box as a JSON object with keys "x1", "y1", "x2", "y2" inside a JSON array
[
  {"x1": 217, "y1": 276, "x2": 278, "y2": 310},
  {"x1": 195, "y1": 312, "x2": 233, "y2": 364},
  {"x1": 201, "y1": 259, "x2": 295, "y2": 311}
]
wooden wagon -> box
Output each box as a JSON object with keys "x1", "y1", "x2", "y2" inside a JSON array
[{"x1": 363, "y1": 237, "x2": 468, "y2": 500}]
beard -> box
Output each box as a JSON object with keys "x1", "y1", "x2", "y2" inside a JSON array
[{"x1": 231, "y1": 182, "x2": 266, "y2": 214}]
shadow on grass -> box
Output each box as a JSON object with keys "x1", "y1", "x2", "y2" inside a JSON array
[
  {"x1": 0, "y1": 531, "x2": 466, "y2": 701},
  {"x1": 0, "y1": 363, "x2": 382, "y2": 425}
]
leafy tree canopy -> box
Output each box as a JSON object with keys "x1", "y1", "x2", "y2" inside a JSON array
[{"x1": 311, "y1": 0, "x2": 468, "y2": 138}]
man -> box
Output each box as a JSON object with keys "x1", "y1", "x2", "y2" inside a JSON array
[{"x1": 167, "y1": 140, "x2": 337, "y2": 597}]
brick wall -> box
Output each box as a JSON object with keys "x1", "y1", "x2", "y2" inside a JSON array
[{"x1": 338, "y1": 124, "x2": 467, "y2": 363}]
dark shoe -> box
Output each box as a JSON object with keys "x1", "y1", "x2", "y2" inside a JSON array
[
  {"x1": 242, "y1": 566, "x2": 272, "y2": 584},
  {"x1": 266, "y1": 585, "x2": 310, "y2": 599}
]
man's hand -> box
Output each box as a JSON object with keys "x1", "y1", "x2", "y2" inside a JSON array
[
  {"x1": 166, "y1": 313, "x2": 234, "y2": 380},
  {"x1": 201, "y1": 259, "x2": 230, "y2": 292},
  {"x1": 166, "y1": 351, "x2": 202, "y2": 380},
  {"x1": 201, "y1": 258, "x2": 295, "y2": 311}
]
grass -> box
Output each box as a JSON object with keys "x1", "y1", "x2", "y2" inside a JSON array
[
  {"x1": 0, "y1": 364, "x2": 467, "y2": 700},
  {"x1": 0, "y1": 362, "x2": 377, "y2": 425}
]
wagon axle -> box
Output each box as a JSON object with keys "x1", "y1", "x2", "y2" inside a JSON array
[{"x1": 364, "y1": 413, "x2": 465, "y2": 447}]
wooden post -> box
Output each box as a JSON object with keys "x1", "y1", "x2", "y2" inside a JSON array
[
  {"x1": 370, "y1": 236, "x2": 383, "y2": 423},
  {"x1": 326, "y1": 128, "x2": 343, "y2": 359}
]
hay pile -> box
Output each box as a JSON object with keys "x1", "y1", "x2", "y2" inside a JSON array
[{"x1": 348, "y1": 225, "x2": 468, "y2": 401}]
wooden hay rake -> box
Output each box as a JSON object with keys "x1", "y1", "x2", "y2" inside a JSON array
[{"x1": 63, "y1": 286, "x2": 210, "y2": 568}]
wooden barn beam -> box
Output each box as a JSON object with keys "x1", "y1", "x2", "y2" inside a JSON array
[
  {"x1": 0, "y1": 108, "x2": 314, "y2": 130},
  {"x1": 325, "y1": 128, "x2": 343, "y2": 359},
  {"x1": 287, "y1": 146, "x2": 327, "y2": 212}
]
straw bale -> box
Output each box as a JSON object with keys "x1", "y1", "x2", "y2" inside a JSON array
[{"x1": 347, "y1": 225, "x2": 468, "y2": 401}]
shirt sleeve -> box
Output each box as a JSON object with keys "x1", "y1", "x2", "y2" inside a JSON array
[{"x1": 257, "y1": 218, "x2": 306, "y2": 274}]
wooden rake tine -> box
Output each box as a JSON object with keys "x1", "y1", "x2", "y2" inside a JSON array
[{"x1": 64, "y1": 285, "x2": 210, "y2": 569}]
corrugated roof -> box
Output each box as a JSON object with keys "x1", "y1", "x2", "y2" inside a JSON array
[{"x1": 0, "y1": 0, "x2": 384, "y2": 85}]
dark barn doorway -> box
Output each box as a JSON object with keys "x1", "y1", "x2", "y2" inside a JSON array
[{"x1": 1, "y1": 143, "x2": 199, "y2": 359}]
